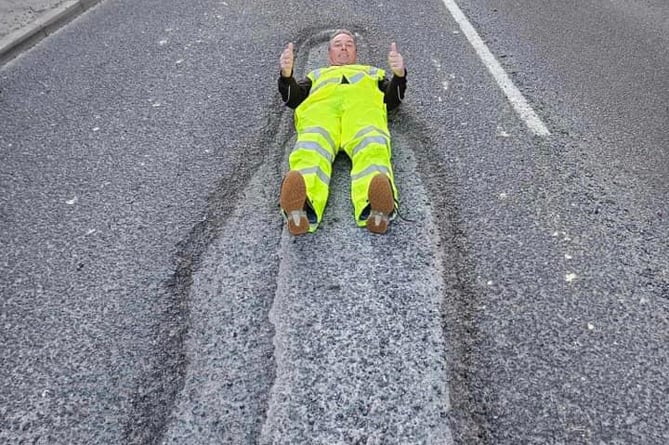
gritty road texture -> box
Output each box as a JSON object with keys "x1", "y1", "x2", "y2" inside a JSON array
[{"x1": 1, "y1": 0, "x2": 667, "y2": 443}]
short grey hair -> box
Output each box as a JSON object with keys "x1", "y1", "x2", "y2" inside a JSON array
[{"x1": 328, "y1": 29, "x2": 356, "y2": 48}]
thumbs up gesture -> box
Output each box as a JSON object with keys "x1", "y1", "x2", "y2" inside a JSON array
[
  {"x1": 280, "y1": 42, "x2": 294, "y2": 78},
  {"x1": 388, "y1": 42, "x2": 405, "y2": 77}
]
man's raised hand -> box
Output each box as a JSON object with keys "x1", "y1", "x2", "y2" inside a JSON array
[
  {"x1": 388, "y1": 42, "x2": 405, "y2": 77},
  {"x1": 280, "y1": 42, "x2": 294, "y2": 78}
]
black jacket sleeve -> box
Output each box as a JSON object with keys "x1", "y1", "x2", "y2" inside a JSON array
[
  {"x1": 278, "y1": 69, "x2": 407, "y2": 110},
  {"x1": 278, "y1": 72, "x2": 312, "y2": 109},
  {"x1": 379, "y1": 71, "x2": 407, "y2": 111}
]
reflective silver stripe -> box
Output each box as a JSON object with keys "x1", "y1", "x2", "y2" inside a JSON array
[
  {"x1": 353, "y1": 125, "x2": 390, "y2": 140},
  {"x1": 351, "y1": 165, "x2": 391, "y2": 181},
  {"x1": 349, "y1": 72, "x2": 365, "y2": 84},
  {"x1": 302, "y1": 126, "x2": 336, "y2": 151},
  {"x1": 311, "y1": 69, "x2": 321, "y2": 81},
  {"x1": 298, "y1": 166, "x2": 330, "y2": 185},
  {"x1": 309, "y1": 77, "x2": 340, "y2": 95},
  {"x1": 293, "y1": 141, "x2": 334, "y2": 162},
  {"x1": 369, "y1": 67, "x2": 378, "y2": 77},
  {"x1": 352, "y1": 136, "x2": 388, "y2": 157}
]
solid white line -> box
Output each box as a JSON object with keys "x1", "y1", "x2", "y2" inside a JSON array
[{"x1": 441, "y1": 0, "x2": 550, "y2": 136}]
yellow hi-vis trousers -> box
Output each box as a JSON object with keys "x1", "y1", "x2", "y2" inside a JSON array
[{"x1": 290, "y1": 64, "x2": 398, "y2": 231}]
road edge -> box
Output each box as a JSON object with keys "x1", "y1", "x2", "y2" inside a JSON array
[{"x1": 0, "y1": 0, "x2": 102, "y2": 66}]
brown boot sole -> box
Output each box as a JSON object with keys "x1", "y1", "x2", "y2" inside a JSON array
[
  {"x1": 280, "y1": 170, "x2": 309, "y2": 235},
  {"x1": 367, "y1": 174, "x2": 394, "y2": 234}
]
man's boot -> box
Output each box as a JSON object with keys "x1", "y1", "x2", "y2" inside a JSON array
[
  {"x1": 366, "y1": 174, "x2": 394, "y2": 234},
  {"x1": 279, "y1": 170, "x2": 310, "y2": 235}
]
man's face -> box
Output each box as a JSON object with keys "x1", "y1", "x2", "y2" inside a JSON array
[{"x1": 328, "y1": 33, "x2": 357, "y2": 66}]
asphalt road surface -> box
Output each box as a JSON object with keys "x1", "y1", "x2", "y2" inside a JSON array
[{"x1": 1, "y1": 0, "x2": 667, "y2": 443}]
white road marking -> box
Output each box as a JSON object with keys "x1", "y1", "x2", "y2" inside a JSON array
[{"x1": 441, "y1": 0, "x2": 551, "y2": 136}]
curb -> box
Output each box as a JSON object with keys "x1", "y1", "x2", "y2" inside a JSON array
[{"x1": 0, "y1": 0, "x2": 101, "y2": 66}]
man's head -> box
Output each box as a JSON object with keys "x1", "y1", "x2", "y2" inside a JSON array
[{"x1": 328, "y1": 29, "x2": 357, "y2": 66}]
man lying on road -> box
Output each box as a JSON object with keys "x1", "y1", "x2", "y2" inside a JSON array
[{"x1": 278, "y1": 29, "x2": 407, "y2": 235}]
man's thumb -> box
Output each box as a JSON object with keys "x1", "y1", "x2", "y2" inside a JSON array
[
  {"x1": 287, "y1": 42, "x2": 294, "y2": 52},
  {"x1": 390, "y1": 42, "x2": 397, "y2": 53}
]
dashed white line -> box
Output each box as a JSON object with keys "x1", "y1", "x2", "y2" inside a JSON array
[{"x1": 441, "y1": 0, "x2": 551, "y2": 137}]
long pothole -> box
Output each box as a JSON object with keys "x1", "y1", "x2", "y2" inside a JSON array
[{"x1": 147, "y1": 28, "x2": 486, "y2": 445}]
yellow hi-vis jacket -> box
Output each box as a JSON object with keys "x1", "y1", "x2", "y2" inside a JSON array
[{"x1": 289, "y1": 64, "x2": 397, "y2": 229}]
